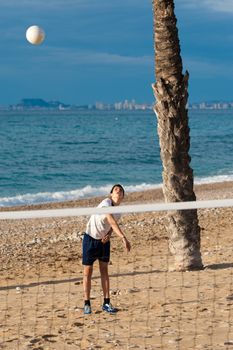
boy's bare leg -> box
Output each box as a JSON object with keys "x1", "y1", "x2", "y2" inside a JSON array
[
  {"x1": 83, "y1": 265, "x2": 93, "y2": 300},
  {"x1": 99, "y1": 261, "x2": 110, "y2": 299}
]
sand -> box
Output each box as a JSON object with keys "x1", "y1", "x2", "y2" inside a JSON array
[{"x1": 0, "y1": 181, "x2": 233, "y2": 349}]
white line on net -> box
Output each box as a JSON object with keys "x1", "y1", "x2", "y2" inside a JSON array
[{"x1": 0, "y1": 198, "x2": 233, "y2": 220}]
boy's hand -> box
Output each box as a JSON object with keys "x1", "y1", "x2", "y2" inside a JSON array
[
  {"x1": 101, "y1": 232, "x2": 111, "y2": 244},
  {"x1": 122, "y1": 237, "x2": 131, "y2": 252}
]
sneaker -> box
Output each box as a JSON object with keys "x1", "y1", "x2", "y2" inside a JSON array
[
  {"x1": 84, "y1": 304, "x2": 92, "y2": 315},
  {"x1": 102, "y1": 303, "x2": 118, "y2": 314}
]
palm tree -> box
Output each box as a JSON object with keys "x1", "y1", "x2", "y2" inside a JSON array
[{"x1": 152, "y1": 0, "x2": 203, "y2": 270}]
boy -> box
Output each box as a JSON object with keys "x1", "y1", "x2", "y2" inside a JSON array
[{"x1": 82, "y1": 184, "x2": 131, "y2": 314}]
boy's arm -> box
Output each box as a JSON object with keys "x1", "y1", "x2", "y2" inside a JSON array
[{"x1": 106, "y1": 214, "x2": 131, "y2": 252}]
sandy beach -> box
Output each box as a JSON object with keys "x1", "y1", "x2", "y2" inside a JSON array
[{"x1": 0, "y1": 181, "x2": 233, "y2": 349}]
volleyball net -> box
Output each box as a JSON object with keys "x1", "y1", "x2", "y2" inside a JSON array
[{"x1": 0, "y1": 198, "x2": 233, "y2": 350}]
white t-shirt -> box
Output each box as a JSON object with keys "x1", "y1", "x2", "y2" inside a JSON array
[{"x1": 86, "y1": 198, "x2": 121, "y2": 239}]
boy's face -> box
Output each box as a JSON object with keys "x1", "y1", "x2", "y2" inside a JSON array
[{"x1": 111, "y1": 186, "x2": 124, "y2": 204}]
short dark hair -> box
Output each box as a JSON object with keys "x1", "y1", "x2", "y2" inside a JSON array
[{"x1": 110, "y1": 184, "x2": 125, "y2": 197}]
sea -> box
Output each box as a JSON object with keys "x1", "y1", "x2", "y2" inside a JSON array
[{"x1": 0, "y1": 109, "x2": 233, "y2": 207}]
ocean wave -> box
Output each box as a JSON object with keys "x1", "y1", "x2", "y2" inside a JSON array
[
  {"x1": 1, "y1": 175, "x2": 233, "y2": 207},
  {"x1": 0, "y1": 183, "x2": 162, "y2": 207},
  {"x1": 194, "y1": 174, "x2": 233, "y2": 184}
]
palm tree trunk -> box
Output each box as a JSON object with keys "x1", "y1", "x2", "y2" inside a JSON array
[{"x1": 152, "y1": 0, "x2": 203, "y2": 270}]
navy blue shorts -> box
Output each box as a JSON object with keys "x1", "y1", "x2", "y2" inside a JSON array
[{"x1": 82, "y1": 233, "x2": 110, "y2": 265}]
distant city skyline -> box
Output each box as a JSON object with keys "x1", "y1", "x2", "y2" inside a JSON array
[
  {"x1": 2, "y1": 97, "x2": 233, "y2": 111},
  {"x1": 0, "y1": 0, "x2": 233, "y2": 105}
]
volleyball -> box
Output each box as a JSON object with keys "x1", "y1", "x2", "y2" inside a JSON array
[{"x1": 26, "y1": 25, "x2": 45, "y2": 45}]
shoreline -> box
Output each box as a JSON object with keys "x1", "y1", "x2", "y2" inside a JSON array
[{"x1": 1, "y1": 180, "x2": 233, "y2": 212}]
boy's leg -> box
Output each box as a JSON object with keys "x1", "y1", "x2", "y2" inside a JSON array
[
  {"x1": 83, "y1": 265, "x2": 93, "y2": 301},
  {"x1": 99, "y1": 260, "x2": 118, "y2": 313},
  {"x1": 99, "y1": 261, "x2": 110, "y2": 299}
]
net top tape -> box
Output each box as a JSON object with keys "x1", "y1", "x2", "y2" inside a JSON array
[{"x1": 0, "y1": 198, "x2": 233, "y2": 220}]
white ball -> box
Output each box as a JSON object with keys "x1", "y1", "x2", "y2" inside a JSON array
[{"x1": 26, "y1": 25, "x2": 45, "y2": 45}]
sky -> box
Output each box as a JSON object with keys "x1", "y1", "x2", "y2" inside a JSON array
[{"x1": 0, "y1": 0, "x2": 232, "y2": 106}]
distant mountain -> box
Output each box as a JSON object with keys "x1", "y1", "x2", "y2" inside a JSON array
[{"x1": 15, "y1": 98, "x2": 70, "y2": 109}]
